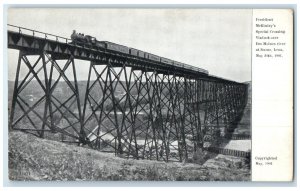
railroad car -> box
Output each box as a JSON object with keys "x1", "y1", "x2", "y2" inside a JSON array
[
  {"x1": 129, "y1": 48, "x2": 138, "y2": 56},
  {"x1": 101, "y1": 41, "x2": 129, "y2": 54},
  {"x1": 173, "y1": 61, "x2": 185, "y2": 68},
  {"x1": 130, "y1": 48, "x2": 146, "y2": 58},
  {"x1": 94, "y1": 41, "x2": 106, "y2": 49},
  {"x1": 160, "y1": 57, "x2": 173, "y2": 65},
  {"x1": 137, "y1": 50, "x2": 145, "y2": 58},
  {"x1": 145, "y1": 53, "x2": 160, "y2": 62}
]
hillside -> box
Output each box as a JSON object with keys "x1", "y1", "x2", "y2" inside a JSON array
[{"x1": 9, "y1": 131, "x2": 250, "y2": 181}]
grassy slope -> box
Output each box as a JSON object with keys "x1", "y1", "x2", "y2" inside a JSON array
[{"x1": 9, "y1": 131, "x2": 250, "y2": 181}]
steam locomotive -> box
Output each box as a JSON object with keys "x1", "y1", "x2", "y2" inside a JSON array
[{"x1": 70, "y1": 30, "x2": 209, "y2": 75}]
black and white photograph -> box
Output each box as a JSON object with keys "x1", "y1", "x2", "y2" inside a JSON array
[{"x1": 7, "y1": 8, "x2": 252, "y2": 181}]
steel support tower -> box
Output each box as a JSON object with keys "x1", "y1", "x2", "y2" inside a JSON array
[{"x1": 8, "y1": 25, "x2": 248, "y2": 162}]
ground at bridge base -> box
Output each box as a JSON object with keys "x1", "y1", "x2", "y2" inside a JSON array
[{"x1": 9, "y1": 131, "x2": 250, "y2": 181}]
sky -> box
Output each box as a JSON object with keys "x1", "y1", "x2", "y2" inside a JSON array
[{"x1": 7, "y1": 8, "x2": 252, "y2": 82}]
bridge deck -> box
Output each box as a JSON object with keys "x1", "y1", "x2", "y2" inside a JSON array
[{"x1": 7, "y1": 29, "x2": 242, "y2": 85}]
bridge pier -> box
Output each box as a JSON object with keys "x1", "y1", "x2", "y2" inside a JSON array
[
  {"x1": 10, "y1": 50, "x2": 53, "y2": 138},
  {"x1": 10, "y1": 51, "x2": 84, "y2": 143}
]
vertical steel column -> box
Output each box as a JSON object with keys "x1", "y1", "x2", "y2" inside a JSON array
[
  {"x1": 183, "y1": 77, "x2": 199, "y2": 155},
  {"x1": 107, "y1": 62, "x2": 122, "y2": 155},
  {"x1": 120, "y1": 65, "x2": 136, "y2": 159},
  {"x1": 40, "y1": 53, "x2": 50, "y2": 138},
  {"x1": 70, "y1": 56, "x2": 85, "y2": 143},
  {"x1": 154, "y1": 73, "x2": 167, "y2": 161},
  {"x1": 152, "y1": 71, "x2": 161, "y2": 160},
  {"x1": 195, "y1": 79, "x2": 203, "y2": 148},
  {"x1": 173, "y1": 75, "x2": 182, "y2": 161},
  {"x1": 9, "y1": 51, "x2": 23, "y2": 131},
  {"x1": 141, "y1": 71, "x2": 157, "y2": 160},
  {"x1": 82, "y1": 62, "x2": 93, "y2": 143}
]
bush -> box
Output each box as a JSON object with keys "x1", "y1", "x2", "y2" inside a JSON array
[
  {"x1": 145, "y1": 165, "x2": 159, "y2": 180},
  {"x1": 191, "y1": 148, "x2": 214, "y2": 165}
]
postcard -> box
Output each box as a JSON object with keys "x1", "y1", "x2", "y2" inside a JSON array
[{"x1": 6, "y1": 8, "x2": 293, "y2": 182}]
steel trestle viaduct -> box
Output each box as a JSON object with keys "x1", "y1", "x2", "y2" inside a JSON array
[{"x1": 8, "y1": 25, "x2": 249, "y2": 162}]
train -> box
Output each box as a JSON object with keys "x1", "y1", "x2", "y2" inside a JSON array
[{"x1": 70, "y1": 30, "x2": 209, "y2": 75}]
